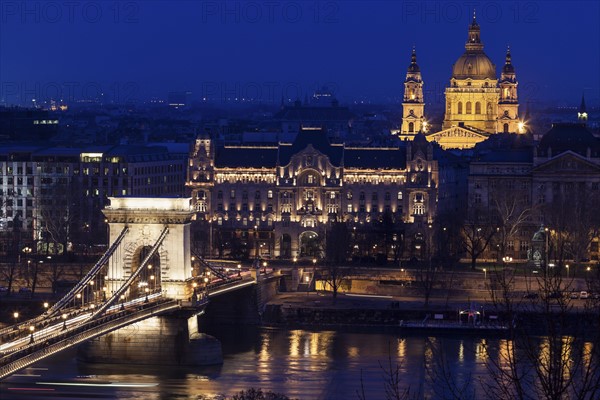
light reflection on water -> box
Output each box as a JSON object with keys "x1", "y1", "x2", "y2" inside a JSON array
[{"x1": 0, "y1": 328, "x2": 555, "y2": 400}]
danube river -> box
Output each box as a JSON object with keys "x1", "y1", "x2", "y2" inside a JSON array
[{"x1": 0, "y1": 327, "x2": 501, "y2": 399}]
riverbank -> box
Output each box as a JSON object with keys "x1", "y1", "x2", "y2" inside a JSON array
[{"x1": 261, "y1": 291, "x2": 597, "y2": 335}]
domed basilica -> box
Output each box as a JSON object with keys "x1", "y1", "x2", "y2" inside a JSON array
[{"x1": 399, "y1": 13, "x2": 524, "y2": 149}]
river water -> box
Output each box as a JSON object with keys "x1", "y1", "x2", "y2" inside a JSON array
[{"x1": 0, "y1": 326, "x2": 505, "y2": 400}]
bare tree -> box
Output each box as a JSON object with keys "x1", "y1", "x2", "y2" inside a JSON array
[
  {"x1": 357, "y1": 341, "x2": 419, "y2": 400},
  {"x1": 415, "y1": 259, "x2": 437, "y2": 308},
  {"x1": 482, "y1": 269, "x2": 600, "y2": 400},
  {"x1": 37, "y1": 178, "x2": 83, "y2": 257},
  {"x1": 543, "y1": 183, "x2": 600, "y2": 268},
  {"x1": 461, "y1": 206, "x2": 497, "y2": 270},
  {"x1": 322, "y1": 221, "x2": 352, "y2": 302},
  {"x1": 490, "y1": 182, "x2": 535, "y2": 260}
]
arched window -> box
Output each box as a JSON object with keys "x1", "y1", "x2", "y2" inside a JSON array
[
  {"x1": 457, "y1": 102, "x2": 463, "y2": 114},
  {"x1": 408, "y1": 122, "x2": 414, "y2": 132},
  {"x1": 466, "y1": 102, "x2": 472, "y2": 114},
  {"x1": 503, "y1": 123, "x2": 509, "y2": 133},
  {"x1": 475, "y1": 102, "x2": 481, "y2": 114}
]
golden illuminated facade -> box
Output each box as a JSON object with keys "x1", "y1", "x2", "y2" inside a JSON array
[
  {"x1": 187, "y1": 129, "x2": 438, "y2": 259},
  {"x1": 403, "y1": 13, "x2": 523, "y2": 150}
]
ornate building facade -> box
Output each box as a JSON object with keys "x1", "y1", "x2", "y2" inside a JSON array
[{"x1": 187, "y1": 128, "x2": 438, "y2": 260}]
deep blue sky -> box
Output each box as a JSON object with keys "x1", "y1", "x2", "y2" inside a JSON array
[{"x1": 1, "y1": 1, "x2": 599, "y2": 107}]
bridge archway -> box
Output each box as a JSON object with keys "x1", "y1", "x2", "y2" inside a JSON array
[
  {"x1": 126, "y1": 245, "x2": 162, "y2": 298},
  {"x1": 103, "y1": 197, "x2": 195, "y2": 300}
]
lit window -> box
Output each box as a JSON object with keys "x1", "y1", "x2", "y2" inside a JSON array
[
  {"x1": 397, "y1": 191, "x2": 403, "y2": 200},
  {"x1": 267, "y1": 190, "x2": 273, "y2": 199},
  {"x1": 347, "y1": 204, "x2": 353, "y2": 213}
]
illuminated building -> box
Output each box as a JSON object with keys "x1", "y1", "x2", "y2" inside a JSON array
[
  {"x1": 400, "y1": 13, "x2": 525, "y2": 150},
  {"x1": 187, "y1": 127, "x2": 438, "y2": 259}
]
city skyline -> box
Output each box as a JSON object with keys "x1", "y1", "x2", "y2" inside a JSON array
[{"x1": 1, "y1": 1, "x2": 599, "y2": 107}]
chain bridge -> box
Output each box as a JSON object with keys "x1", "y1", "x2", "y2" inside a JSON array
[{"x1": 0, "y1": 197, "x2": 263, "y2": 380}]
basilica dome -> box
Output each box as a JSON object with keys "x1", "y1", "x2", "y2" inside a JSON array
[
  {"x1": 452, "y1": 51, "x2": 496, "y2": 80},
  {"x1": 451, "y1": 13, "x2": 497, "y2": 81}
]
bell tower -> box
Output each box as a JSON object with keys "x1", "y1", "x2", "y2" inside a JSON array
[
  {"x1": 497, "y1": 46, "x2": 521, "y2": 133},
  {"x1": 401, "y1": 47, "x2": 426, "y2": 136}
]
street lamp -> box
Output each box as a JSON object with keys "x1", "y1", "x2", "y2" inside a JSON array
[
  {"x1": 237, "y1": 263, "x2": 241, "y2": 277},
  {"x1": 566, "y1": 264, "x2": 570, "y2": 278},
  {"x1": 150, "y1": 275, "x2": 155, "y2": 290},
  {"x1": 262, "y1": 261, "x2": 267, "y2": 274},
  {"x1": 62, "y1": 313, "x2": 67, "y2": 330},
  {"x1": 76, "y1": 292, "x2": 83, "y2": 307},
  {"x1": 29, "y1": 325, "x2": 35, "y2": 343},
  {"x1": 13, "y1": 312, "x2": 19, "y2": 328},
  {"x1": 43, "y1": 302, "x2": 49, "y2": 310},
  {"x1": 144, "y1": 287, "x2": 149, "y2": 303},
  {"x1": 483, "y1": 268, "x2": 487, "y2": 280},
  {"x1": 544, "y1": 227, "x2": 549, "y2": 279}
]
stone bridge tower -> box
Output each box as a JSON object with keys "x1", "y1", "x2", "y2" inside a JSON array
[{"x1": 103, "y1": 197, "x2": 194, "y2": 300}]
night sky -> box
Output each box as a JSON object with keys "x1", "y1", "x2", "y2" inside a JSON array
[{"x1": 1, "y1": 1, "x2": 598, "y2": 107}]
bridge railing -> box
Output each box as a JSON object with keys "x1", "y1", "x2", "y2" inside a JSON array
[
  {"x1": 191, "y1": 251, "x2": 232, "y2": 281},
  {"x1": 0, "y1": 299, "x2": 181, "y2": 380},
  {"x1": 0, "y1": 305, "x2": 87, "y2": 346}
]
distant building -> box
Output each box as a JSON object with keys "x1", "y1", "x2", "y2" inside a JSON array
[
  {"x1": 467, "y1": 124, "x2": 600, "y2": 262},
  {"x1": 0, "y1": 144, "x2": 186, "y2": 254},
  {"x1": 273, "y1": 100, "x2": 355, "y2": 141},
  {"x1": 168, "y1": 91, "x2": 192, "y2": 109},
  {"x1": 0, "y1": 106, "x2": 59, "y2": 142}
]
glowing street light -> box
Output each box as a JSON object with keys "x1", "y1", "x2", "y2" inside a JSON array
[
  {"x1": 483, "y1": 268, "x2": 487, "y2": 280},
  {"x1": 29, "y1": 325, "x2": 35, "y2": 343},
  {"x1": 566, "y1": 264, "x2": 570, "y2": 278},
  {"x1": 43, "y1": 302, "x2": 49, "y2": 309},
  {"x1": 62, "y1": 313, "x2": 67, "y2": 330}
]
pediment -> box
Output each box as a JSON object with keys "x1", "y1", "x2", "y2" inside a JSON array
[
  {"x1": 427, "y1": 127, "x2": 489, "y2": 140},
  {"x1": 533, "y1": 151, "x2": 600, "y2": 174}
]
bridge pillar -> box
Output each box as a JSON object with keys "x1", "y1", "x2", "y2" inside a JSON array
[
  {"x1": 103, "y1": 197, "x2": 195, "y2": 300},
  {"x1": 79, "y1": 314, "x2": 222, "y2": 366}
]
